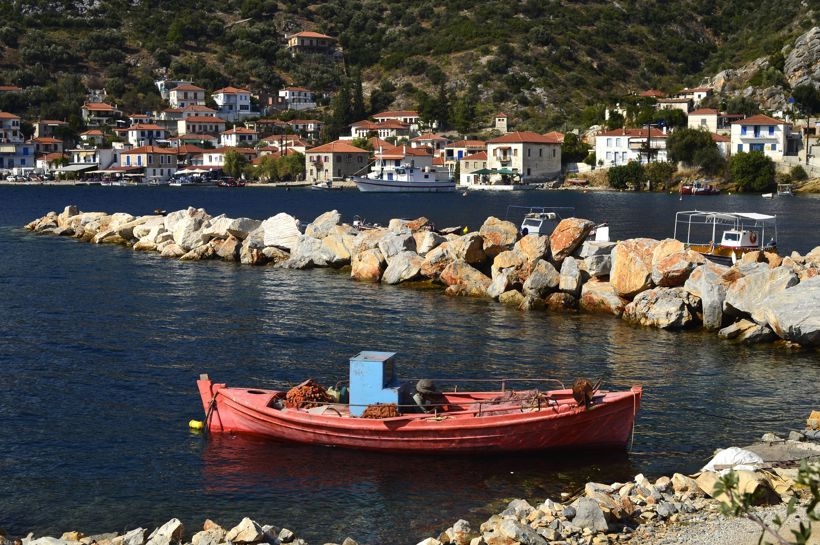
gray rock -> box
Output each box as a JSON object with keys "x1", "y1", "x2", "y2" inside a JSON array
[
  {"x1": 788, "y1": 430, "x2": 805, "y2": 441},
  {"x1": 497, "y1": 519, "x2": 547, "y2": 545},
  {"x1": 225, "y1": 518, "x2": 264, "y2": 544},
  {"x1": 656, "y1": 501, "x2": 676, "y2": 519},
  {"x1": 718, "y1": 318, "x2": 776, "y2": 343},
  {"x1": 523, "y1": 259, "x2": 559, "y2": 298},
  {"x1": 29, "y1": 539, "x2": 72, "y2": 545},
  {"x1": 191, "y1": 529, "x2": 224, "y2": 545},
  {"x1": 570, "y1": 497, "x2": 608, "y2": 532},
  {"x1": 759, "y1": 276, "x2": 820, "y2": 346},
  {"x1": 580, "y1": 254, "x2": 612, "y2": 278},
  {"x1": 378, "y1": 232, "x2": 416, "y2": 262},
  {"x1": 561, "y1": 506, "x2": 576, "y2": 519},
  {"x1": 724, "y1": 267, "x2": 799, "y2": 323},
  {"x1": 172, "y1": 216, "x2": 207, "y2": 251},
  {"x1": 623, "y1": 287, "x2": 697, "y2": 329},
  {"x1": 277, "y1": 529, "x2": 294, "y2": 544},
  {"x1": 305, "y1": 210, "x2": 342, "y2": 239},
  {"x1": 415, "y1": 231, "x2": 446, "y2": 256},
  {"x1": 146, "y1": 519, "x2": 184, "y2": 545},
  {"x1": 559, "y1": 256, "x2": 583, "y2": 296},
  {"x1": 684, "y1": 263, "x2": 729, "y2": 331},
  {"x1": 382, "y1": 251, "x2": 424, "y2": 284},
  {"x1": 260, "y1": 213, "x2": 302, "y2": 251},
  {"x1": 502, "y1": 498, "x2": 535, "y2": 519},
  {"x1": 116, "y1": 529, "x2": 146, "y2": 545},
  {"x1": 578, "y1": 240, "x2": 616, "y2": 259},
  {"x1": 227, "y1": 218, "x2": 262, "y2": 240},
  {"x1": 290, "y1": 234, "x2": 335, "y2": 267},
  {"x1": 784, "y1": 26, "x2": 820, "y2": 88},
  {"x1": 487, "y1": 268, "x2": 512, "y2": 299}
]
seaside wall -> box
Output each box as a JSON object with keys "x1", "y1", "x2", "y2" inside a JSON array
[{"x1": 24, "y1": 205, "x2": 820, "y2": 348}]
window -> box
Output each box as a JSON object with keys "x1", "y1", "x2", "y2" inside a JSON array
[
  {"x1": 553, "y1": 149, "x2": 556, "y2": 157},
  {"x1": 527, "y1": 148, "x2": 531, "y2": 157},
  {"x1": 741, "y1": 126, "x2": 747, "y2": 135},
  {"x1": 539, "y1": 148, "x2": 543, "y2": 157},
  {"x1": 513, "y1": 149, "x2": 518, "y2": 157},
  {"x1": 527, "y1": 168, "x2": 531, "y2": 176},
  {"x1": 737, "y1": 144, "x2": 743, "y2": 152},
  {"x1": 606, "y1": 138, "x2": 612, "y2": 147},
  {"x1": 700, "y1": 119, "x2": 707, "y2": 126},
  {"x1": 616, "y1": 138, "x2": 621, "y2": 147},
  {"x1": 771, "y1": 144, "x2": 777, "y2": 151},
  {"x1": 768, "y1": 126, "x2": 774, "y2": 135},
  {"x1": 606, "y1": 151, "x2": 612, "y2": 161}
]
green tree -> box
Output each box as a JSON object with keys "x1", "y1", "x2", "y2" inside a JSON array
[
  {"x1": 790, "y1": 164, "x2": 808, "y2": 181},
  {"x1": 608, "y1": 161, "x2": 645, "y2": 190},
  {"x1": 792, "y1": 84, "x2": 820, "y2": 116},
  {"x1": 606, "y1": 111, "x2": 624, "y2": 130},
  {"x1": 351, "y1": 136, "x2": 372, "y2": 151},
  {"x1": 725, "y1": 96, "x2": 760, "y2": 117},
  {"x1": 644, "y1": 161, "x2": 676, "y2": 191},
  {"x1": 351, "y1": 69, "x2": 365, "y2": 121},
  {"x1": 667, "y1": 128, "x2": 718, "y2": 165},
  {"x1": 561, "y1": 133, "x2": 589, "y2": 164},
  {"x1": 730, "y1": 152, "x2": 775, "y2": 192},
  {"x1": 327, "y1": 80, "x2": 352, "y2": 141},
  {"x1": 223, "y1": 150, "x2": 249, "y2": 178}
]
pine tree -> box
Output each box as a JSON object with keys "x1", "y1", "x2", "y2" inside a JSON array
[{"x1": 351, "y1": 69, "x2": 365, "y2": 122}]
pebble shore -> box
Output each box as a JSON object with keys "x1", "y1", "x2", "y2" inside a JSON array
[{"x1": 24, "y1": 205, "x2": 820, "y2": 348}]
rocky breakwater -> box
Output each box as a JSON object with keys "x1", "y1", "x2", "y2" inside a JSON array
[
  {"x1": 2, "y1": 517, "x2": 358, "y2": 545},
  {"x1": 25, "y1": 206, "x2": 820, "y2": 348}
]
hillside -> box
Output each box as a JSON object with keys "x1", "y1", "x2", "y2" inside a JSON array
[{"x1": 0, "y1": 0, "x2": 818, "y2": 133}]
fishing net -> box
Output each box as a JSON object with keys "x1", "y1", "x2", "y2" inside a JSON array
[
  {"x1": 360, "y1": 403, "x2": 400, "y2": 419},
  {"x1": 285, "y1": 379, "x2": 331, "y2": 409}
]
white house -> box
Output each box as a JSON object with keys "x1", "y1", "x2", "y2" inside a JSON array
[
  {"x1": 370, "y1": 145, "x2": 435, "y2": 181},
  {"x1": 181, "y1": 105, "x2": 217, "y2": 118},
  {"x1": 288, "y1": 119, "x2": 323, "y2": 139},
  {"x1": 278, "y1": 87, "x2": 316, "y2": 111},
  {"x1": 485, "y1": 131, "x2": 562, "y2": 182},
  {"x1": 220, "y1": 127, "x2": 258, "y2": 147},
  {"x1": 673, "y1": 87, "x2": 712, "y2": 107},
  {"x1": 286, "y1": 31, "x2": 337, "y2": 54},
  {"x1": 712, "y1": 133, "x2": 731, "y2": 157},
  {"x1": 656, "y1": 98, "x2": 691, "y2": 114},
  {"x1": 192, "y1": 147, "x2": 257, "y2": 168},
  {"x1": 0, "y1": 112, "x2": 35, "y2": 171},
  {"x1": 177, "y1": 116, "x2": 226, "y2": 136},
  {"x1": 730, "y1": 114, "x2": 791, "y2": 161},
  {"x1": 444, "y1": 139, "x2": 486, "y2": 177},
  {"x1": 212, "y1": 87, "x2": 255, "y2": 122},
  {"x1": 372, "y1": 110, "x2": 421, "y2": 132},
  {"x1": 168, "y1": 84, "x2": 206, "y2": 108},
  {"x1": 126, "y1": 124, "x2": 168, "y2": 147},
  {"x1": 687, "y1": 108, "x2": 720, "y2": 133},
  {"x1": 595, "y1": 128, "x2": 669, "y2": 167},
  {"x1": 459, "y1": 151, "x2": 487, "y2": 186},
  {"x1": 409, "y1": 133, "x2": 448, "y2": 155},
  {"x1": 493, "y1": 113, "x2": 508, "y2": 133}
]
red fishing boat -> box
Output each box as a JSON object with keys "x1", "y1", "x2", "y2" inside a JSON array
[
  {"x1": 680, "y1": 181, "x2": 720, "y2": 195},
  {"x1": 196, "y1": 352, "x2": 642, "y2": 453}
]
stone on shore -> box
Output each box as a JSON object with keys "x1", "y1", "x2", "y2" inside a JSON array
[
  {"x1": 487, "y1": 268, "x2": 512, "y2": 299},
  {"x1": 623, "y1": 287, "x2": 697, "y2": 329},
  {"x1": 522, "y1": 259, "x2": 560, "y2": 298},
  {"x1": 718, "y1": 319, "x2": 777, "y2": 343},
  {"x1": 571, "y1": 497, "x2": 609, "y2": 532},
  {"x1": 179, "y1": 243, "x2": 215, "y2": 261},
  {"x1": 448, "y1": 232, "x2": 486, "y2": 265},
  {"x1": 499, "y1": 290, "x2": 525, "y2": 307},
  {"x1": 550, "y1": 218, "x2": 595, "y2": 262},
  {"x1": 213, "y1": 235, "x2": 241, "y2": 261},
  {"x1": 113, "y1": 529, "x2": 146, "y2": 545},
  {"x1": 351, "y1": 249, "x2": 386, "y2": 282},
  {"x1": 378, "y1": 232, "x2": 416, "y2": 262},
  {"x1": 414, "y1": 230, "x2": 445, "y2": 256},
  {"x1": 491, "y1": 249, "x2": 528, "y2": 280},
  {"x1": 724, "y1": 266, "x2": 799, "y2": 323},
  {"x1": 305, "y1": 210, "x2": 342, "y2": 239},
  {"x1": 651, "y1": 250, "x2": 705, "y2": 287},
  {"x1": 145, "y1": 519, "x2": 183, "y2": 545},
  {"x1": 260, "y1": 213, "x2": 302, "y2": 251},
  {"x1": 514, "y1": 234, "x2": 550, "y2": 262},
  {"x1": 496, "y1": 518, "x2": 547, "y2": 545},
  {"x1": 611, "y1": 238, "x2": 660, "y2": 298},
  {"x1": 684, "y1": 262, "x2": 730, "y2": 330},
  {"x1": 545, "y1": 292, "x2": 577, "y2": 311},
  {"x1": 160, "y1": 243, "x2": 186, "y2": 258},
  {"x1": 479, "y1": 216, "x2": 519, "y2": 257},
  {"x1": 224, "y1": 518, "x2": 263, "y2": 544},
  {"x1": 133, "y1": 239, "x2": 157, "y2": 252},
  {"x1": 191, "y1": 528, "x2": 223, "y2": 545},
  {"x1": 440, "y1": 260, "x2": 491, "y2": 297},
  {"x1": 382, "y1": 251, "x2": 423, "y2": 284},
  {"x1": 759, "y1": 275, "x2": 820, "y2": 346},
  {"x1": 289, "y1": 235, "x2": 337, "y2": 267},
  {"x1": 580, "y1": 279, "x2": 628, "y2": 317},
  {"x1": 172, "y1": 215, "x2": 208, "y2": 251},
  {"x1": 559, "y1": 256, "x2": 583, "y2": 296},
  {"x1": 578, "y1": 240, "x2": 616, "y2": 259},
  {"x1": 321, "y1": 234, "x2": 355, "y2": 265}
]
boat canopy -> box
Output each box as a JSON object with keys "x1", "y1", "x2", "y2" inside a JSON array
[{"x1": 673, "y1": 210, "x2": 777, "y2": 246}]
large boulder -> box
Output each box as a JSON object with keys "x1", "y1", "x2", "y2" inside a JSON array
[
  {"x1": 57, "y1": 205, "x2": 79, "y2": 228},
  {"x1": 550, "y1": 218, "x2": 595, "y2": 262},
  {"x1": 491, "y1": 249, "x2": 528, "y2": 280},
  {"x1": 132, "y1": 216, "x2": 166, "y2": 239},
  {"x1": 321, "y1": 234, "x2": 356, "y2": 265},
  {"x1": 495, "y1": 519, "x2": 547, "y2": 545},
  {"x1": 522, "y1": 259, "x2": 559, "y2": 298},
  {"x1": 545, "y1": 292, "x2": 577, "y2": 311},
  {"x1": 651, "y1": 238, "x2": 685, "y2": 264},
  {"x1": 578, "y1": 240, "x2": 616, "y2": 258},
  {"x1": 440, "y1": 260, "x2": 491, "y2": 297},
  {"x1": 226, "y1": 217, "x2": 262, "y2": 240},
  {"x1": 351, "y1": 228, "x2": 388, "y2": 253},
  {"x1": 378, "y1": 232, "x2": 416, "y2": 262},
  {"x1": 479, "y1": 216, "x2": 519, "y2": 257},
  {"x1": 559, "y1": 256, "x2": 583, "y2": 296},
  {"x1": 514, "y1": 234, "x2": 550, "y2": 262},
  {"x1": 351, "y1": 249, "x2": 386, "y2": 282},
  {"x1": 420, "y1": 243, "x2": 454, "y2": 278},
  {"x1": 759, "y1": 276, "x2": 820, "y2": 346},
  {"x1": 289, "y1": 235, "x2": 335, "y2": 267},
  {"x1": 487, "y1": 268, "x2": 513, "y2": 299},
  {"x1": 448, "y1": 232, "x2": 486, "y2": 265},
  {"x1": 164, "y1": 207, "x2": 209, "y2": 233},
  {"x1": 305, "y1": 210, "x2": 342, "y2": 239},
  {"x1": 414, "y1": 230, "x2": 445, "y2": 256},
  {"x1": 580, "y1": 253, "x2": 612, "y2": 278},
  {"x1": 213, "y1": 235, "x2": 241, "y2": 261},
  {"x1": 580, "y1": 279, "x2": 628, "y2": 317},
  {"x1": 684, "y1": 262, "x2": 730, "y2": 330},
  {"x1": 224, "y1": 518, "x2": 263, "y2": 544},
  {"x1": 718, "y1": 319, "x2": 777, "y2": 344},
  {"x1": 724, "y1": 266, "x2": 799, "y2": 323},
  {"x1": 260, "y1": 213, "x2": 302, "y2": 251},
  {"x1": 651, "y1": 250, "x2": 705, "y2": 287},
  {"x1": 570, "y1": 497, "x2": 608, "y2": 532},
  {"x1": 611, "y1": 238, "x2": 660, "y2": 298},
  {"x1": 172, "y1": 216, "x2": 208, "y2": 251},
  {"x1": 623, "y1": 287, "x2": 698, "y2": 329},
  {"x1": 145, "y1": 519, "x2": 184, "y2": 545},
  {"x1": 382, "y1": 251, "x2": 424, "y2": 284}
]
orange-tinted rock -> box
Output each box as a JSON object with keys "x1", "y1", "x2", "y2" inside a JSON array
[
  {"x1": 549, "y1": 218, "x2": 595, "y2": 262},
  {"x1": 440, "y1": 260, "x2": 491, "y2": 297},
  {"x1": 610, "y1": 238, "x2": 660, "y2": 298},
  {"x1": 651, "y1": 250, "x2": 705, "y2": 287},
  {"x1": 351, "y1": 248, "x2": 385, "y2": 282},
  {"x1": 479, "y1": 216, "x2": 519, "y2": 257},
  {"x1": 580, "y1": 279, "x2": 628, "y2": 317}
]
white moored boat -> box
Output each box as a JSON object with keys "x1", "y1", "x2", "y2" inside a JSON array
[{"x1": 354, "y1": 146, "x2": 455, "y2": 193}]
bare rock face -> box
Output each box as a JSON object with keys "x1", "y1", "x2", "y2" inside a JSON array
[
  {"x1": 651, "y1": 250, "x2": 705, "y2": 287},
  {"x1": 382, "y1": 251, "x2": 423, "y2": 285},
  {"x1": 498, "y1": 290, "x2": 525, "y2": 307},
  {"x1": 224, "y1": 518, "x2": 263, "y2": 544},
  {"x1": 559, "y1": 256, "x2": 583, "y2": 296},
  {"x1": 684, "y1": 262, "x2": 730, "y2": 330},
  {"x1": 260, "y1": 213, "x2": 302, "y2": 251},
  {"x1": 351, "y1": 248, "x2": 386, "y2": 282},
  {"x1": 549, "y1": 218, "x2": 595, "y2": 262},
  {"x1": 321, "y1": 234, "x2": 356, "y2": 265},
  {"x1": 724, "y1": 266, "x2": 799, "y2": 323},
  {"x1": 545, "y1": 292, "x2": 577, "y2": 311},
  {"x1": 378, "y1": 232, "x2": 416, "y2": 262},
  {"x1": 478, "y1": 216, "x2": 519, "y2": 257},
  {"x1": 440, "y1": 260, "x2": 491, "y2": 297},
  {"x1": 172, "y1": 216, "x2": 208, "y2": 251},
  {"x1": 651, "y1": 238, "x2": 685, "y2": 265},
  {"x1": 514, "y1": 234, "x2": 550, "y2": 262},
  {"x1": 718, "y1": 319, "x2": 777, "y2": 344},
  {"x1": 611, "y1": 238, "x2": 660, "y2": 298},
  {"x1": 145, "y1": 519, "x2": 183, "y2": 545},
  {"x1": 522, "y1": 259, "x2": 560, "y2": 298},
  {"x1": 448, "y1": 232, "x2": 487, "y2": 265},
  {"x1": 623, "y1": 287, "x2": 698, "y2": 329},
  {"x1": 414, "y1": 230, "x2": 446, "y2": 256},
  {"x1": 784, "y1": 26, "x2": 820, "y2": 88},
  {"x1": 580, "y1": 279, "x2": 628, "y2": 317},
  {"x1": 491, "y1": 249, "x2": 528, "y2": 279},
  {"x1": 420, "y1": 244, "x2": 453, "y2": 278},
  {"x1": 759, "y1": 276, "x2": 820, "y2": 346},
  {"x1": 213, "y1": 235, "x2": 241, "y2": 261},
  {"x1": 487, "y1": 268, "x2": 513, "y2": 299},
  {"x1": 305, "y1": 210, "x2": 342, "y2": 239}
]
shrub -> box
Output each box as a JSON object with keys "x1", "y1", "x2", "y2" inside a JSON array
[
  {"x1": 730, "y1": 152, "x2": 775, "y2": 192},
  {"x1": 608, "y1": 161, "x2": 645, "y2": 190},
  {"x1": 644, "y1": 161, "x2": 676, "y2": 191},
  {"x1": 790, "y1": 164, "x2": 808, "y2": 181}
]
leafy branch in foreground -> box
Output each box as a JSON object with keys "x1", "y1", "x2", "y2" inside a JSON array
[{"x1": 714, "y1": 461, "x2": 819, "y2": 545}]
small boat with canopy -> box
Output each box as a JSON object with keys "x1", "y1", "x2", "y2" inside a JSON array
[{"x1": 673, "y1": 210, "x2": 778, "y2": 265}]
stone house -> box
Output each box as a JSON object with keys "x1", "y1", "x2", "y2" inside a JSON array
[{"x1": 305, "y1": 141, "x2": 369, "y2": 183}]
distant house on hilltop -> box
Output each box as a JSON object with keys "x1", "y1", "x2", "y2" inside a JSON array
[
  {"x1": 673, "y1": 87, "x2": 712, "y2": 107},
  {"x1": 286, "y1": 31, "x2": 337, "y2": 54},
  {"x1": 169, "y1": 84, "x2": 206, "y2": 109},
  {"x1": 212, "y1": 86, "x2": 255, "y2": 122},
  {"x1": 493, "y1": 113, "x2": 508, "y2": 133},
  {"x1": 82, "y1": 102, "x2": 121, "y2": 126}
]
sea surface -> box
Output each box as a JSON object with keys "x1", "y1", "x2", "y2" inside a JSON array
[{"x1": 1, "y1": 186, "x2": 818, "y2": 545}]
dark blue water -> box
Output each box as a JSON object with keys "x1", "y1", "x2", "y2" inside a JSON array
[{"x1": 1, "y1": 187, "x2": 818, "y2": 545}]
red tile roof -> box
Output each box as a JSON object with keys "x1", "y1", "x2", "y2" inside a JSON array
[
  {"x1": 448, "y1": 140, "x2": 486, "y2": 148},
  {"x1": 183, "y1": 116, "x2": 227, "y2": 123},
  {"x1": 411, "y1": 133, "x2": 448, "y2": 142},
  {"x1": 542, "y1": 131, "x2": 565, "y2": 143},
  {"x1": 488, "y1": 131, "x2": 563, "y2": 144},
  {"x1": 373, "y1": 110, "x2": 419, "y2": 119},
  {"x1": 494, "y1": 112, "x2": 508, "y2": 118},
  {"x1": 689, "y1": 108, "x2": 720, "y2": 116},
  {"x1": 171, "y1": 84, "x2": 205, "y2": 92},
  {"x1": 32, "y1": 137, "x2": 63, "y2": 143},
  {"x1": 213, "y1": 86, "x2": 250, "y2": 95},
  {"x1": 731, "y1": 114, "x2": 790, "y2": 126},
  {"x1": 711, "y1": 133, "x2": 731, "y2": 143},
  {"x1": 81, "y1": 129, "x2": 104, "y2": 136},
  {"x1": 122, "y1": 146, "x2": 177, "y2": 155},
  {"x1": 38, "y1": 119, "x2": 67, "y2": 125},
  {"x1": 282, "y1": 86, "x2": 311, "y2": 92},
  {"x1": 639, "y1": 89, "x2": 666, "y2": 98},
  {"x1": 432, "y1": 156, "x2": 445, "y2": 166},
  {"x1": 83, "y1": 102, "x2": 116, "y2": 111},
  {"x1": 221, "y1": 127, "x2": 257, "y2": 135},
  {"x1": 307, "y1": 141, "x2": 368, "y2": 154},
  {"x1": 0, "y1": 85, "x2": 23, "y2": 92},
  {"x1": 291, "y1": 31, "x2": 335, "y2": 40},
  {"x1": 462, "y1": 151, "x2": 488, "y2": 161},
  {"x1": 128, "y1": 124, "x2": 166, "y2": 131},
  {"x1": 182, "y1": 105, "x2": 216, "y2": 113},
  {"x1": 0, "y1": 111, "x2": 21, "y2": 119},
  {"x1": 597, "y1": 127, "x2": 668, "y2": 138}
]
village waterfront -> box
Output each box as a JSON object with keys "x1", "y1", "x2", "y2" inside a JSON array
[{"x1": 2, "y1": 186, "x2": 819, "y2": 544}]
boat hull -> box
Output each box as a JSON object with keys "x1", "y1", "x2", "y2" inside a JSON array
[
  {"x1": 463, "y1": 184, "x2": 538, "y2": 191},
  {"x1": 353, "y1": 176, "x2": 455, "y2": 193},
  {"x1": 689, "y1": 243, "x2": 776, "y2": 264},
  {"x1": 197, "y1": 379, "x2": 641, "y2": 453}
]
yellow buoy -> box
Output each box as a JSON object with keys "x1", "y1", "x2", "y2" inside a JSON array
[
  {"x1": 188, "y1": 419, "x2": 204, "y2": 430},
  {"x1": 462, "y1": 226, "x2": 469, "y2": 234}
]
